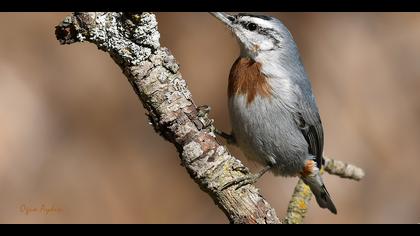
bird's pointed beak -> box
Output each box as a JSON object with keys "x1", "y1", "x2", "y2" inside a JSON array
[{"x1": 210, "y1": 12, "x2": 234, "y2": 28}]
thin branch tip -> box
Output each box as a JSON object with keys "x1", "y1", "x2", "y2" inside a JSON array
[{"x1": 324, "y1": 157, "x2": 365, "y2": 181}]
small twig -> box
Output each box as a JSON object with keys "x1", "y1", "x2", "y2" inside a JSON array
[
  {"x1": 324, "y1": 157, "x2": 365, "y2": 181},
  {"x1": 282, "y1": 156, "x2": 365, "y2": 223},
  {"x1": 282, "y1": 179, "x2": 312, "y2": 224}
]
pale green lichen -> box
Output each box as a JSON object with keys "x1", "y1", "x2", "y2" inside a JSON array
[
  {"x1": 283, "y1": 180, "x2": 312, "y2": 224},
  {"x1": 183, "y1": 141, "x2": 204, "y2": 161},
  {"x1": 84, "y1": 12, "x2": 159, "y2": 66},
  {"x1": 76, "y1": 32, "x2": 86, "y2": 42}
]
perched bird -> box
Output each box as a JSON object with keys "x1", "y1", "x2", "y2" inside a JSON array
[{"x1": 210, "y1": 12, "x2": 337, "y2": 214}]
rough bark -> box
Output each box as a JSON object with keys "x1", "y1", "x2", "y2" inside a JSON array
[{"x1": 55, "y1": 12, "x2": 364, "y2": 224}]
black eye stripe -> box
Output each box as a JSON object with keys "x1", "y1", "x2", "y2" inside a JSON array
[
  {"x1": 260, "y1": 28, "x2": 282, "y2": 45},
  {"x1": 238, "y1": 21, "x2": 282, "y2": 46},
  {"x1": 227, "y1": 16, "x2": 236, "y2": 22}
]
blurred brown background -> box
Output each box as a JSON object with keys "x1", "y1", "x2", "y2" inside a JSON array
[{"x1": 0, "y1": 12, "x2": 419, "y2": 224}]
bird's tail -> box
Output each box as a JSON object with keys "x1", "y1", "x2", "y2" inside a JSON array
[{"x1": 301, "y1": 173, "x2": 337, "y2": 214}]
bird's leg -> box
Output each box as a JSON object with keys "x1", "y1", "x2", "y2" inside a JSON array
[
  {"x1": 196, "y1": 105, "x2": 236, "y2": 144},
  {"x1": 214, "y1": 129, "x2": 236, "y2": 144},
  {"x1": 221, "y1": 165, "x2": 272, "y2": 190}
]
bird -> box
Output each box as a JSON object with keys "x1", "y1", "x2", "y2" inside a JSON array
[{"x1": 210, "y1": 12, "x2": 337, "y2": 214}]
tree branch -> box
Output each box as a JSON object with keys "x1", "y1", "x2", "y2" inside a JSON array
[
  {"x1": 282, "y1": 179, "x2": 312, "y2": 224},
  {"x1": 55, "y1": 12, "x2": 364, "y2": 224},
  {"x1": 324, "y1": 157, "x2": 365, "y2": 181},
  {"x1": 55, "y1": 12, "x2": 280, "y2": 224}
]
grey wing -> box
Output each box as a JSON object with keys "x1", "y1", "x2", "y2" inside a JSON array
[{"x1": 294, "y1": 94, "x2": 324, "y2": 169}]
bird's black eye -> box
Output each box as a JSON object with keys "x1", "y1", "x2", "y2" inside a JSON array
[
  {"x1": 246, "y1": 22, "x2": 257, "y2": 31},
  {"x1": 227, "y1": 16, "x2": 235, "y2": 22}
]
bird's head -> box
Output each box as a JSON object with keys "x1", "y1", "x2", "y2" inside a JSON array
[{"x1": 211, "y1": 12, "x2": 298, "y2": 60}]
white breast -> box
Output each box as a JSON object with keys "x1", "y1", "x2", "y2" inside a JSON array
[{"x1": 228, "y1": 64, "x2": 308, "y2": 176}]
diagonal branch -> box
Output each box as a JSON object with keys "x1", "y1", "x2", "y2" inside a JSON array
[
  {"x1": 55, "y1": 12, "x2": 364, "y2": 224},
  {"x1": 55, "y1": 12, "x2": 280, "y2": 224}
]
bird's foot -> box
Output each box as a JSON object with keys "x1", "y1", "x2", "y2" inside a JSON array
[
  {"x1": 220, "y1": 165, "x2": 272, "y2": 190},
  {"x1": 195, "y1": 105, "x2": 236, "y2": 144},
  {"x1": 221, "y1": 174, "x2": 261, "y2": 191},
  {"x1": 195, "y1": 105, "x2": 215, "y2": 132},
  {"x1": 197, "y1": 105, "x2": 212, "y2": 118},
  {"x1": 214, "y1": 129, "x2": 236, "y2": 144}
]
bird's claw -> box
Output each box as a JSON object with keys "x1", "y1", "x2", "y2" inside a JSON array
[
  {"x1": 220, "y1": 174, "x2": 260, "y2": 191},
  {"x1": 197, "y1": 105, "x2": 211, "y2": 117},
  {"x1": 220, "y1": 165, "x2": 271, "y2": 191},
  {"x1": 214, "y1": 129, "x2": 236, "y2": 144},
  {"x1": 195, "y1": 105, "x2": 215, "y2": 131},
  {"x1": 232, "y1": 165, "x2": 249, "y2": 174},
  {"x1": 195, "y1": 105, "x2": 236, "y2": 144}
]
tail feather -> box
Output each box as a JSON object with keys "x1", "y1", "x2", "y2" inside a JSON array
[
  {"x1": 301, "y1": 176, "x2": 337, "y2": 214},
  {"x1": 313, "y1": 184, "x2": 337, "y2": 214}
]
